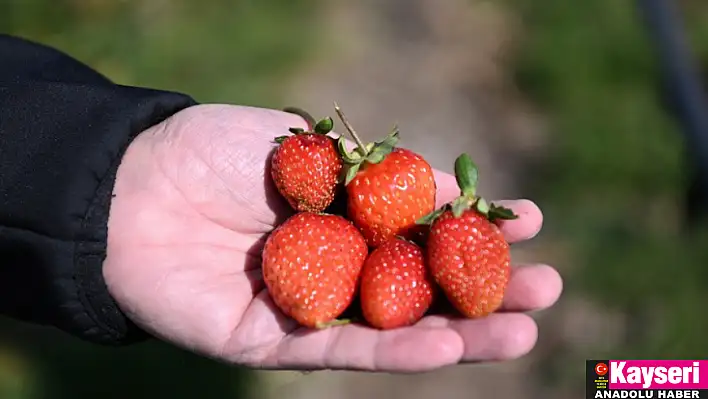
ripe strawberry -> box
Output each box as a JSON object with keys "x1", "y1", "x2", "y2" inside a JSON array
[
  {"x1": 359, "y1": 238, "x2": 434, "y2": 329},
  {"x1": 270, "y1": 107, "x2": 343, "y2": 213},
  {"x1": 333, "y1": 103, "x2": 436, "y2": 247},
  {"x1": 262, "y1": 212, "x2": 368, "y2": 328},
  {"x1": 418, "y1": 153, "x2": 518, "y2": 318}
]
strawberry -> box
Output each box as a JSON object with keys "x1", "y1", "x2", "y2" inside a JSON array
[
  {"x1": 261, "y1": 212, "x2": 368, "y2": 328},
  {"x1": 359, "y1": 238, "x2": 434, "y2": 329},
  {"x1": 270, "y1": 107, "x2": 342, "y2": 213},
  {"x1": 333, "y1": 103, "x2": 436, "y2": 247},
  {"x1": 418, "y1": 153, "x2": 518, "y2": 318}
]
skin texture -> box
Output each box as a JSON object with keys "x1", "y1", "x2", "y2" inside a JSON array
[
  {"x1": 271, "y1": 134, "x2": 342, "y2": 212},
  {"x1": 347, "y1": 148, "x2": 436, "y2": 247},
  {"x1": 262, "y1": 212, "x2": 367, "y2": 328},
  {"x1": 360, "y1": 238, "x2": 435, "y2": 330},
  {"x1": 428, "y1": 210, "x2": 511, "y2": 318},
  {"x1": 104, "y1": 104, "x2": 564, "y2": 372}
]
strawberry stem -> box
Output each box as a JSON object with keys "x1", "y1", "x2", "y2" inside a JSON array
[
  {"x1": 334, "y1": 102, "x2": 369, "y2": 157},
  {"x1": 283, "y1": 106, "x2": 316, "y2": 131}
]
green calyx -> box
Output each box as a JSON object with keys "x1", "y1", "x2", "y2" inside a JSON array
[
  {"x1": 333, "y1": 102, "x2": 400, "y2": 185},
  {"x1": 314, "y1": 319, "x2": 351, "y2": 329},
  {"x1": 416, "y1": 153, "x2": 519, "y2": 225},
  {"x1": 274, "y1": 107, "x2": 335, "y2": 144}
]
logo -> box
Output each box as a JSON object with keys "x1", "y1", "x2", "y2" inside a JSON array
[
  {"x1": 609, "y1": 360, "x2": 703, "y2": 389},
  {"x1": 596, "y1": 363, "x2": 608, "y2": 376},
  {"x1": 586, "y1": 360, "x2": 708, "y2": 398},
  {"x1": 588, "y1": 360, "x2": 610, "y2": 392}
]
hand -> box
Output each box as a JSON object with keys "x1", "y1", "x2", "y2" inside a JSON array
[{"x1": 104, "y1": 104, "x2": 563, "y2": 373}]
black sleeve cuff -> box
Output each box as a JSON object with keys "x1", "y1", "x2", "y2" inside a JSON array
[
  {"x1": 0, "y1": 80, "x2": 197, "y2": 345},
  {"x1": 68, "y1": 88, "x2": 198, "y2": 345},
  {"x1": 74, "y1": 157, "x2": 145, "y2": 345}
]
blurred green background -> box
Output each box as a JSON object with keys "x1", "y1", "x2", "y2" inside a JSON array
[
  {"x1": 3, "y1": 0, "x2": 708, "y2": 398},
  {"x1": 513, "y1": 0, "x2": 708, "y2": 393}
]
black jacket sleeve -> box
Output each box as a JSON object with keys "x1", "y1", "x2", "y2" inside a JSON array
[{"x1": 0, "y1": 34, "x2": 198, "y2": 345}]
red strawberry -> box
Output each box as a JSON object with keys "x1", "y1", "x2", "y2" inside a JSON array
[
  {"x1": 359, "y1": 238, "x2": 434, "y2": 329},
  {"x1": 333, "y1": 103, "x2": 436, "y2": 247},
  {"x1": 262, "y1": 212, "x2": 368, "y2": 328},
  {"x1": 419, "y1": 153, "x2": 518, "y2": 318},
  {"x1": 271, "y1": 108, "x2": 342, "y2": 213}
]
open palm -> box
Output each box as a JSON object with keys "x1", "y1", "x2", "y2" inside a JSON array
[{"x1": 103, "y1": 104, "x2": 562, "y2": 373}]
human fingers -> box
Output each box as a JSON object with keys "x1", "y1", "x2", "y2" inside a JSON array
[
  {"x1": 263, "y1": 322, "x2": 464, "y2": 372},
  {"x1": 499, "y1": 264, "x2": 563, "y2": 312},
  {"x1": 266, "y1": 312, "x2": 539, "y2": 372},
  {"x1": 432, "y1": 170, "x2": 543, "y2": 243}
]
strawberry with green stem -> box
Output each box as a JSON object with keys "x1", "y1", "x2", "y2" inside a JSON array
[
  {"x1": 333, "y1": 103, "x2": 436, "y2": 248},
  {"x1": 417, "y1": 153, "x2": 518, "y2": 318},
  {"x1": 270, "y1": 107, "x2": 342, "y2": 213}
]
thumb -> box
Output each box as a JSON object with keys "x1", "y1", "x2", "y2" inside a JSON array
[{"x1": 166, "y1": 104, "x2": 309, "y2": 232}]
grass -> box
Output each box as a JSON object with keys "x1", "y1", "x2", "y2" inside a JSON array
[{"x1": 1, "y1": 0, "x2": 320, "y2": 106}]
